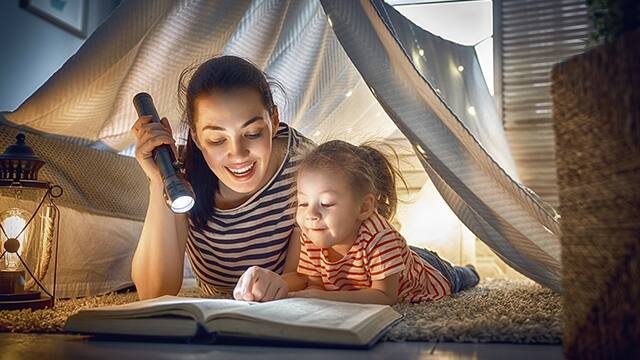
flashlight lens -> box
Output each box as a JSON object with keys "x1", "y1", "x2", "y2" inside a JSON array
[{"x1": 171, "y1": 196, "x2": 195, "y2": 213}]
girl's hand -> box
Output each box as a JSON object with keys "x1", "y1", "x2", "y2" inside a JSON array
[
  {"x1": 233, "y1": 266, "x2": 288, "y2": 302},
  {"x1": 131, "y1": 115, "x2": 178, "y2": 184},
  {"x1": 288, "y1": 288, "x2": 325, "y2": 299}
]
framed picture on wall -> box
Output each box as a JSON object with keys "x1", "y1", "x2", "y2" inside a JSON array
[{"x1": 20, "y1": 0, "x2": 88, "y2": 38}]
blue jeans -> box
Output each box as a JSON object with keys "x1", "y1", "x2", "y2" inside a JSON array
[{"x1": 410, "y1": 246, "x2": 479, "y2": 293}]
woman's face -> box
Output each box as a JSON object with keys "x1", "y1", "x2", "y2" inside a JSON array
[{"x1": 193, "y1": 88, "x2": 278, "y2": 195}]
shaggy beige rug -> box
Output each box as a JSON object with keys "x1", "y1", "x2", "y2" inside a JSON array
[{"x1": 0, "y1": 279, "x2": 561, "y2": 344}]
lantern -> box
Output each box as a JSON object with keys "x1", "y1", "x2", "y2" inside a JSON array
[{"x1": 0, "y1": 133, "x2": 62, "y2": 310}]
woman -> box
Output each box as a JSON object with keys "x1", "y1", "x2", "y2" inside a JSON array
[{"x1": 131, "y1": 56, "x2": 314, "y2": 300}]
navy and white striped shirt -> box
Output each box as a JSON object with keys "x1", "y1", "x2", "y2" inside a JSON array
[{"x1": 186, "y1": 123, "x2": 314, "y2": 295}]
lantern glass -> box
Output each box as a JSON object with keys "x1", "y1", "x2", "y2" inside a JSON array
[
  {"x1": 0, "y1": 207, "x2": 31, "y2": 270},
  {"x1": 0, "y1": 186, "x2": 57, "y2": 292}
]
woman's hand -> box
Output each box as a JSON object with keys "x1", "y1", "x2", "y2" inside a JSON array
[
  {"x1": 131, "y1": 115, "x2": 178, "y2": 184},
  {"x1": 233, "y1": 266, "x2": 288, "y2": 302}
]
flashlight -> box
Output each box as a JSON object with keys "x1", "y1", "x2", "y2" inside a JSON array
[{"x1": 133, "y1": 92, "x2": 195, "y2": 213}]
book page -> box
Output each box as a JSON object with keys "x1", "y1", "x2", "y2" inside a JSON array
[
  {"x1": 210, "y1": 298, "x2": 383, "y2": 330},
  {"x1": 74, "y1": 296, "x2": 250, "y2": 323},
  {"x1": 190, "y1": 297, "x2": 253, "y2": 320},
  {"x1": 64, "y1": 296, "x2": 254, "y2": 338}
]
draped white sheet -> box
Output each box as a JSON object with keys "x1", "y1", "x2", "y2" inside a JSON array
[
  {"x1": 0, "y1": 0, "x2": 561, "y2": 295},
  {"x1": 321, "y1": 0, "x2": 561, "y2": 291},
  {"x1": 3, "y1": 0, "x2": 397, "y2": 153}
]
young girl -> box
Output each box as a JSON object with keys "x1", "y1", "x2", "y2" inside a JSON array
[
  {"x1": 130, "y1": 56, "x2": 314, "y2": 299},
  {"x1": 288, "y1": 140, "x2": 479, "y2": 304}
]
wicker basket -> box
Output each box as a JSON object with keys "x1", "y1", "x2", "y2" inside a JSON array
[{"x1": 551, "y1": 29, "x2": 640, "y2": 359}]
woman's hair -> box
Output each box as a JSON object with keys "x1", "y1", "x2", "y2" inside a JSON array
[
  {"x1": 297, "y1": 140, "x2": 405, "y2": 220},
  {"x1": 177, "y1": 55, "x2": 279, "y2": 228}
]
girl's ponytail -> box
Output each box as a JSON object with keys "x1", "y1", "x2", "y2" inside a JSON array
[{"x1": 359, "y1": 144, "x2": 403, "y2": 221}]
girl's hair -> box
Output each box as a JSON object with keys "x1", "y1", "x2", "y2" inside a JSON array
[
  {"x1": 298, "y1": 140, "x2": 404, "y2": 220},
  {"x1": 177, "y1": 55, "x2": 279, "y2": 228}
]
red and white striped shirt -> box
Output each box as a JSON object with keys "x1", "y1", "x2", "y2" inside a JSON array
[{"x1": 297, "y1": 213, "x2": 451, "y2": 303}]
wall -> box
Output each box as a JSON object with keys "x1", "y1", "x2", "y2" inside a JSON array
[{"x1": 0, "y1": 0, "x2": 120, "y2": 112}]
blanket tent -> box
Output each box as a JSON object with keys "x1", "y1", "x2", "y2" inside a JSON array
[{"x1": 0, "y1": 0, "x2": 562, "y2": 297}]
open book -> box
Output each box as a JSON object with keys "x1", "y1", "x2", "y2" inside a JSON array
[{"x1": 64, "y1": 296, "x2": 402, "y2": 348}]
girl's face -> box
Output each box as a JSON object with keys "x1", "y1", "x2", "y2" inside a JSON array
[
  {"x1": 193, "y1": 88, "x2": 278, "y2": 195},
  {"x1": 296, "y1": 169, "x2": 374, "y2": 251}
]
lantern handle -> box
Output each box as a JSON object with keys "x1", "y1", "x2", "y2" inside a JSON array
[{"x1": 49, "y1": 185, "x2": 63, "y2": 198}]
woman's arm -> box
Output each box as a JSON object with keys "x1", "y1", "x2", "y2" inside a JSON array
[
  {"x1": 131, "y1": 180, "x2": 189, "y2": 299},
  {"x1": 130, "y1": 115, "x2": 189, "y2": 299},
  {"x1": 290, "y1": 273, "x2": 401, "y2": 305}
]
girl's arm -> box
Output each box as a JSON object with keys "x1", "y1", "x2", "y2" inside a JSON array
[
  {"x1": 302, "y1": 275, "x2": 325, "y2": 290},
  {"x1": 290, "y1": 273, "x2": 401, "y2": 305},
  {"x1": 281, "y1": 227, "x2": 308, "y2": 291}
]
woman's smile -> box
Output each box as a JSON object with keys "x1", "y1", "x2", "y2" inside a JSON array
[{"x1": 225, "y1": 161, "x2": 256, "y2": 181}]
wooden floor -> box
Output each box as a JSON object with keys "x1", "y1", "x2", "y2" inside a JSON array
[{"x1": 1, "y1": 333, "x2": 564, "y2": 359}]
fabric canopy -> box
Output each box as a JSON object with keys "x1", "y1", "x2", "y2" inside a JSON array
[
  {"x1": 321, "y1": 0, "x2": 561, "y2": 291},
  {"x1": 0, "y1": 0, "x2": 561, "y2": 295}
]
